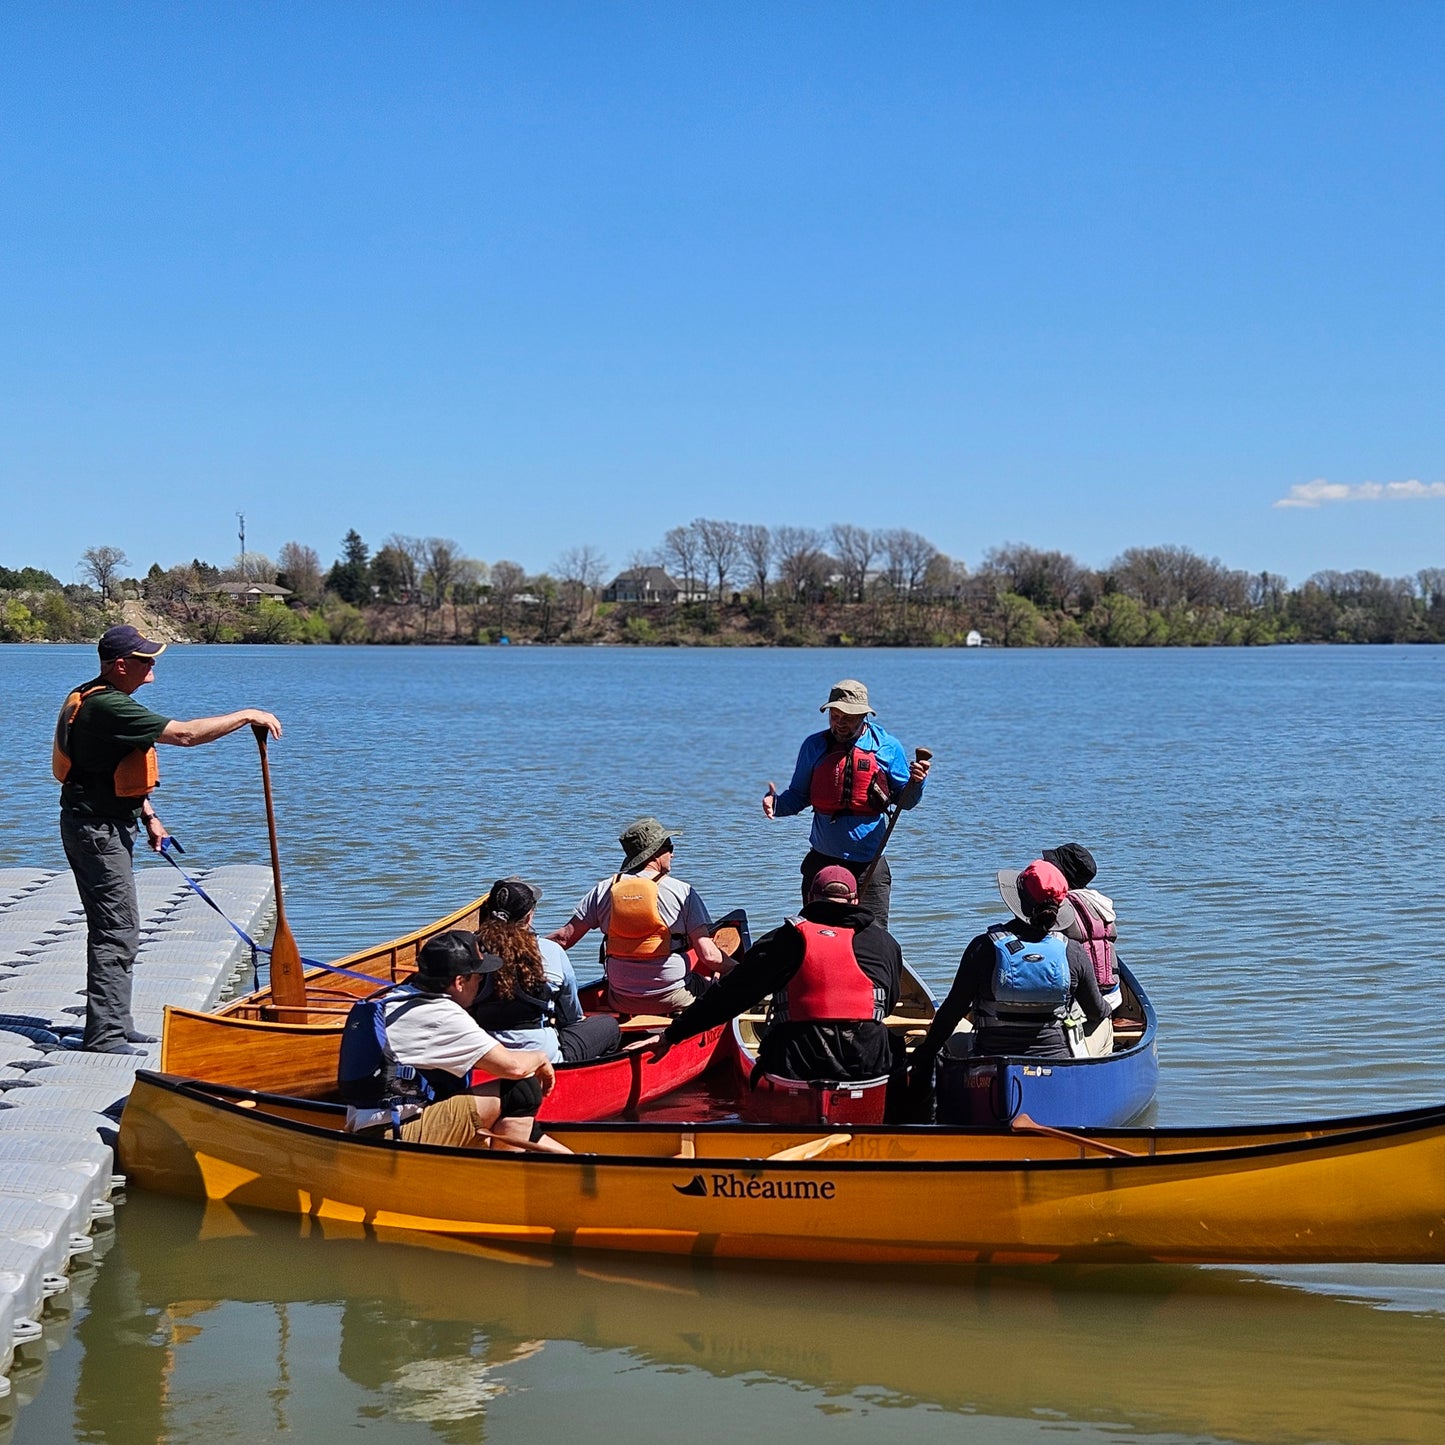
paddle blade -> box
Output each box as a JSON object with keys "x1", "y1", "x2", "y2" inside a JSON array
[{"x1": 268, "y1": 917, "x2": 308, "y2": 1010}]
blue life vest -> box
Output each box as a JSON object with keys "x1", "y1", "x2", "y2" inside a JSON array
[
  {"x1": 337, "y1": 992, "x2": 470, "y2": 1109},
  {"x1": 977, "y1": 928, "x2": 1070, "y2": 1024}
]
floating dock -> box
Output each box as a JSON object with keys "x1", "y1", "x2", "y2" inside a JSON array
[{"x1": 0, "y1": 862, "x2": 274, "y2": 1400}]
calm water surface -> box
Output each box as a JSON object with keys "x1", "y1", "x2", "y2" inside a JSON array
[{"x1": 3, "y1": 643, "x2": 1443, "y2": 1443}]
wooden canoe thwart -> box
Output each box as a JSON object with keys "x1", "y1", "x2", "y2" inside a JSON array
[{"x1": 119, "y1": 1073, "x2": 1445, "y2": 1267}]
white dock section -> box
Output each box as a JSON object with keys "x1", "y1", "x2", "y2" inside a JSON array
[{"x1": 0, "y1": 861, "x2": 274, "y2": 1398}]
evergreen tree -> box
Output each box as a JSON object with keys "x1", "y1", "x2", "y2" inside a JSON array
[{"x1": 327, "y1": 529, "x2": 372, "y2": 605}]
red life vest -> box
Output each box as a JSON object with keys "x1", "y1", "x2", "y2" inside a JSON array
[
  {"x1": 1068, "y1": 892, "x2": 1117, "y2": 990},
  {"x1": 774, "y1": 919, "x2": 882, "y2": 1024},
  {"x1": 808, "y1": 743, "x2": 889, "y2": 816}
]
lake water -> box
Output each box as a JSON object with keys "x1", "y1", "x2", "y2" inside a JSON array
[{"x1": 3, "y1": 642, "x2": 1444, "y2": 1443}]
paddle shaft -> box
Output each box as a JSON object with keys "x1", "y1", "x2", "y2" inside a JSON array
[
  {"x1": 855, "y1": 747, "x2": 932, "y2": 895},
  {"x1": 252, "y1": 724, "x2": 307, "y2": 1010},
  {"x1": 1011, "y1": 1113, "x2": 1136, "y2": 1159}
]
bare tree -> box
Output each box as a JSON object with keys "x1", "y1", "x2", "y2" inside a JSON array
[
  {"x1": 980, "y1": 543, "x2": 1087, "y2": 611},
  {"x1": 878, "y1": 529, "x2": 939, "y2": 596},
  {"x1": 227, "y1": 552, "x2": 276, "y2": 584},
  {"x1": 661, "y1": 524, "x2": 703, "y2": 599},
  {"x1": 381, "y1": 534, "x2": 425, "y2": 600},
  {"x1": 1110, "y1": 545, "x2": 1248, "y2": 611},
  {"x1": 490, "y1": 559, "x2": 526, "y2": 632},
  {"x1": 775, "y1": 526, "x2": 828, "y2": 601},
  {"x1": 418, "y1": 537, "x2": 463, "y2": 638},
  {"x1": 276, "y1": 541, "x2": 323, "y2": 604},
  {"x1": 556, "y1": 544, "x2": 609, "y2": 620},
  {"x1": 693, "y1": 518, "x2": 741, "y2": 604},
  {"x1": 79, "y1": 545, "x2": 128, "y2": 600},
  {"x1": 830, "y1": 524, "x2": 878, "y2": 603},
  {"x1": 738, "y1": 524, "x2": 773, "y2": 602}
]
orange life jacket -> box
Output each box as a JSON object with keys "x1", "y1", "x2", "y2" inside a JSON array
[
  {"x1": 52, "y1": 684, "x2": 160, "y2": 800},
  {"x1": 606, "y1": 875, "x2": 673, "y2": 961},
  {"x1": 808, "y1": 743, "x2": 889, "y2": 816}
]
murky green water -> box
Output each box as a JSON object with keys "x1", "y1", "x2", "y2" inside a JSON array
[{"x1": 4, "y1": 643, "x2": 1444, "y2": 1442}]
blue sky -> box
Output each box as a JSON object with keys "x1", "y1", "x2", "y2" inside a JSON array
[{"x1": 3, "y1": 2, "x2": 1443, "y2": 589}]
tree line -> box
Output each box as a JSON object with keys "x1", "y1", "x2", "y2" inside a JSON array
[{"x1": 4, "y1": 525, "x2": 1445, "y2": 647}]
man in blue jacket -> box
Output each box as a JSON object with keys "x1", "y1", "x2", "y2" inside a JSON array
[{"x1": 762, "y1": 679, "x2": 929, "y2": 927}]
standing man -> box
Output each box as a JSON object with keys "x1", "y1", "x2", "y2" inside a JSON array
[
  {"x1": 547, "y1": 816, "x2": 724, "y2": 1015},
  {"x1": 762, "y1": 679, "x2": 930, "y2": 928},
  {"x1": 53, "y1": 624, "x2": 283, "y2": 1054}
]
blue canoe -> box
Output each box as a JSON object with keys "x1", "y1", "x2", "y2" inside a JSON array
[{"x1": 933, "y1": 960, "x2": 1158, "y2": 1127}]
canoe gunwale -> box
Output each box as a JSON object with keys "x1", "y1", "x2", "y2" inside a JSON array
[{"x1": 128, "y1": 1070, "x2": 1445, "y2": 1175}]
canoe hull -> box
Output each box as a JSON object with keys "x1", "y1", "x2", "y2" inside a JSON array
[
  {"x1": 118, "y1": 1074, "x2": 1445, "y2": 1266},
  {"x1": 936, "y1": 962, "x2": 1159, "y2": 1127}
]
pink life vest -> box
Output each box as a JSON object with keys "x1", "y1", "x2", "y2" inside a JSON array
[{"x1": 1068, "y1": 891, "x2": 1117, "y2": 990}]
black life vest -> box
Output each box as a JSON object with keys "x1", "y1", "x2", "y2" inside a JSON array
[{"x1": 471, "y1": 976, "x2": 557, "y2": 1033}]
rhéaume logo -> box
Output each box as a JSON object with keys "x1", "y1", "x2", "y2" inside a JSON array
[{"x1": 674, "y1": 1173, "x2": 838, "y2": 1200}]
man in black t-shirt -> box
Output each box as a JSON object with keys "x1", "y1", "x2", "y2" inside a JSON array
[{"x1": 55, "y1": 624, "x2": 282, "y2": 1053}]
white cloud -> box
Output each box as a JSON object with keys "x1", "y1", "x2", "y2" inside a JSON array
[{"x1": 1274, "y1": 478, "x2": 1445, "y2": 509}]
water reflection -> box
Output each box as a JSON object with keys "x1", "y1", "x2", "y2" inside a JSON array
[{"x1": 25, "y1": 1192, "x2": 1445, "y2": 1445}]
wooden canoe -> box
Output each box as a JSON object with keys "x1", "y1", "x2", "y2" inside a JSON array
[
  {"x1": 118, "y1": 1073, "x2": 1445, "y2": 1265},
  {"x1": 730, "y1": 963, "x2": 937, "y2": 1125},
  {"x1": 933, "y1": 960, "x2": 1159, "y2": 1127},
  {"x1": 160, "y1": 896, "x2": 745, "y2": 1118}
]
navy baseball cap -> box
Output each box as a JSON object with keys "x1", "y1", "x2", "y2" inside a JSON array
[{"x1": 98, "y1": 625, "x2": 166, "y2": 663}]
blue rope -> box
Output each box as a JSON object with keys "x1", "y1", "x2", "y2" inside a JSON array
[{"x1": 157, "y1": 838, "x2": 396, "y2": 991}]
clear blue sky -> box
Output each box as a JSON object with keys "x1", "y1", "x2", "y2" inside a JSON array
[{"x1": 4, "y1": 2, "x2": 1442, "y2": 589}]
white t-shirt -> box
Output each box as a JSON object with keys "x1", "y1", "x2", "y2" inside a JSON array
[{"x1": 345, "y1": 988, "x2": 499, "y2": 1133}]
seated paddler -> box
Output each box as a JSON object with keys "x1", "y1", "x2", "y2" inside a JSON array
[
  {"x1": 470, "y1": 875, "x2": 622, "y2": 1064},
  {"x1": 909, "y1": 859, "x2": 1110, "y2": 1094},
  {"x1": 638, "y1": 866, "x2": 903, "y2": 1083},
  {"x1": 338, "y1": 930, "x2": 568, "y2": 1151},
  {"x1": 547, "y1": 816, "x2": 724, "y2": 1015}
]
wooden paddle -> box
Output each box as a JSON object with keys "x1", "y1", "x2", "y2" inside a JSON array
[
  {"x1": 1010, "y1": 1112, "x2": 1136, "y2": 1159},
  {"x1": 766, "y1": 1132, "x2": 853, "y2": 1162},
  {"x1": 252, "y1": 723, "x2": 307, "y2": 1012},
  {"x1": 855, "y1": 746, "x2": 932, "y2": 895}
]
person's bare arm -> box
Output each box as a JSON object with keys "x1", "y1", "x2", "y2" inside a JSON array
[
  {"x1": 158, "y1": 710, "x2": 282, "y2": 747},
  {"x1": 473, "y1": 1044, "x2": 556, "y2": 1091},
  {"x1": 547, "y1": 918, "x2": 588, "y2": 950}
]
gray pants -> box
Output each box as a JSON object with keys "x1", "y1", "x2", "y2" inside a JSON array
[{"x1": 60, "y1": 813, "x2": 140, "y2": 1051}]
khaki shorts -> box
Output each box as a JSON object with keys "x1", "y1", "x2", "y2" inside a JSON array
[{"x1": 398, "y1": 1094, "x2": 490, "y2": 1149}]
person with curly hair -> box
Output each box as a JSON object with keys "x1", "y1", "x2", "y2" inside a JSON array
[{"x1": 471, "y1": 876, "x2": 622, "y2": 1063}]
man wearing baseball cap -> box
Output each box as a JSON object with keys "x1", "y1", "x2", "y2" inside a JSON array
[
  {"x1": 548, "y1": 816, "x2": 725, "y2": 1014},
  {"x1": 638, "y1": 865, "x2": 905, "y2": 1086},
  {"x1": 908, "y1": 860, "x2": 1111, "y2": 1107},
  {"x1": 52, "y1": 623, "x2": 283, "y2": 1053},
  {"x1": 339, "y1": 930, "x2": 565, "y2": 1150},
  {"x1": 762, "y1": 679, "x2": 930, "y2": 927}
]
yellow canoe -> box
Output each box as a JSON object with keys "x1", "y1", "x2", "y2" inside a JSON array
[{"x1": 118, "y1": 1072, "x2": 1445, "y2": 1265}]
